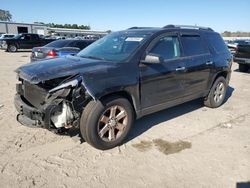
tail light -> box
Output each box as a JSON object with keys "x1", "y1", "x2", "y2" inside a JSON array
[{"x1": 47, "y1": 50, "x2": 57, "y2": 57}]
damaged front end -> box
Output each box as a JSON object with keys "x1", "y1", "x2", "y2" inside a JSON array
[{"x1": 14, "y1": 75, "x2": 93, "y2": 132}]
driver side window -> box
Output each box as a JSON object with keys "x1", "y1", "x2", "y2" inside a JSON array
[{"x1": 149, "y1": 36, "x2": 181, "y2": 61}]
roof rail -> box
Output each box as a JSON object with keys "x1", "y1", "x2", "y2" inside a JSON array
[
  {"x1": 127, "y1": 27, "x2": 156, "y2": 30},
  {"x1": 163, "y1": 25, "x2": 214, "y2": 31}
]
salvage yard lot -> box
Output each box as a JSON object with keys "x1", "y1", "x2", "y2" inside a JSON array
[{"x1": 0, "y1": 50, "x2": 249, "y2": 188}]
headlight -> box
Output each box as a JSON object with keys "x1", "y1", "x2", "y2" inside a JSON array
[{"x1": 49, "y1": 76, "x2": 83, "y2": 93}]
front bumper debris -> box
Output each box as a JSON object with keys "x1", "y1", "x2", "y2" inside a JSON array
[
  {"x1": 14, "y1": 94, "x2": 63, "y2": 129},
  {"x1": 14, "y1": 94, "x2": 44, "y2": 128}
]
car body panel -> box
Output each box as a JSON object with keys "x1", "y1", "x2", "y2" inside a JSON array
[{"x1": 14, "y1": 26, "x2": 232, "y2": 130}]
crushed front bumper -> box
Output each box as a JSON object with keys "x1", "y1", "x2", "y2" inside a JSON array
[
  {"x1": 14, "y1": 94, "x2": 61, "y2": 129},
  {"x1": 14, "y1": 94, "x2": 44, "y2": 127}
]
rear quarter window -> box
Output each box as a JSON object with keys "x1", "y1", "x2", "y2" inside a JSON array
[
  {"x1": 205, "y1": 33, "x2": 228, "y2": 54},
  {"x1": 181, "y1": 35, "x2": 209, "y2": 56}
]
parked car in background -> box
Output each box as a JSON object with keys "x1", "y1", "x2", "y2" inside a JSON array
[
  {"x1": 226, "y1": 41, "x2": 238, "y2": 54},
  {"x1": 31, "y1": 39, "x2": 96, "y2": 62},
  {"x1": 15, "y1": 25, "x2": 232, "y2": 150},
  {"x1": 234, "y1": 40, "x2": 250, "y2": 72},
  {"x1": 0, "y1": 34, "x2": 15, "y2": 39},
  {"x1": 0, "y1": 34, "x2": 15, "y2": 48},
  {"x1": 226, "y1": 40, "x2": 250, "y2": 55},
  {"x1": 0, "y1": 33, "x2": 55, "y2": 52}
]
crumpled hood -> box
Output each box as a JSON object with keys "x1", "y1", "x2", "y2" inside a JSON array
[{"x1": 16, "y1": 55, "x2": 116, "y2": 84}]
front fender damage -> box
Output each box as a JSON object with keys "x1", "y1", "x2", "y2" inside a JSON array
[
  {"x1": 44, "y1": 75, "x2": 97, "y2": 130},
  {"x1": 16, "y1": 75, "x2": 97, "y2": 132}
]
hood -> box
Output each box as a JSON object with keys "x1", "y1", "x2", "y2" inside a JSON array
[{"x1": 16, "y1": 55, "x2": 116, "y2": 84}]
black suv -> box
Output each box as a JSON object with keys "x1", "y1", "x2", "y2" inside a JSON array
[{"x1": 15, "y1": 25, "x2": 232, "y2": 150}]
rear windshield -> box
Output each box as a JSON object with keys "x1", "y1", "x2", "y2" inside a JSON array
[
  {"x1": 205, "y1": 33, "x2": 228, "y2": 54},
  {"x1": 44, "y1": 40, "x2": 72, "y2": 48}
]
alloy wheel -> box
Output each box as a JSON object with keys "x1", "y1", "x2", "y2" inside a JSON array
[
  {"x1": 213, "y1": 82, "x2": 225, "y2": 103},
  {"x1": 98, "y1": 105, "x2": 128, "y2": 142},
  {"x1": 9, "y1": 45, "x2": 17, "y2": 52}
]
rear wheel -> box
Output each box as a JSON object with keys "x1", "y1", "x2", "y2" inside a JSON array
[
  {"x1": 239, "y1": 64, "x2": 249, "y2": 72},
  {"x1": 80, "y1": 96, "x2": 134, "y2": 150},
  {"x1": 7, "y1": 44, "x2": 17, "y2": 52},
  {"x1": 204, "y1": 76, "x2": 227, "y2": 108}
]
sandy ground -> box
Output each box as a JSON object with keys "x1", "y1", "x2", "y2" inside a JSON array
[{"x1": 0, "y1": 50, "x2": 249, "y2": 188}]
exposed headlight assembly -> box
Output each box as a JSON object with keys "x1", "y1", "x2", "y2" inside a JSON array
[{"x1": 49, "y1": 76, "x2": 83, "y2": 93}]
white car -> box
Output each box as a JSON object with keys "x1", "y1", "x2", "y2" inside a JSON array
[{"x1": 0, "y1": 34, "x2": 15, "y2": 39}]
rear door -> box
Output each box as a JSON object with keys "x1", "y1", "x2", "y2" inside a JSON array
[
  {"x1": 180, "y1": 32, "x2": 212, "y2": 98},
  {"x1": 30, "y1": 34, "x2": 41, "y2": 48},
  {"x1": 140, "y1": 33, "x2": 187, "y2": 109}
]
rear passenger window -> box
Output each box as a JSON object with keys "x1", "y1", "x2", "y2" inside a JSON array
[
  {"x1": 149, "y1": 36, "x2": 181, "y2": 60},
  {"x1": 206, "y1": 33, "x2": 228, "y2": 54},
  {"x1": 181, "y1": 35, "x2": 209, "y2": 56}
]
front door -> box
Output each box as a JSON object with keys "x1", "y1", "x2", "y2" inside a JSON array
[
  {"x1": 19, "y1": 34, "x2": 33, "y2": 49},
  {"x1": 140, "y1": 33, "x2": 187, "y2": 110}
]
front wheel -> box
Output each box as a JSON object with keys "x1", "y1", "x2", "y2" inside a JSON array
[
  {"x1": 204, "y1": 77, "x2": 227, "y2": 108},
  {"x1": 80, "y1": 96, "x2": 134, "y2": 150},
  {"x1": 7, "y1": 44, "x2": 18, "y2": 52}
]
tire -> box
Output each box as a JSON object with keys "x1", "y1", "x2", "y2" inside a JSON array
[
  {"x1": 204, "y1": 76, "x2": 227, "y2": 108},
  {"x1": 239, "y1": 64, "x2": 249, "y2": 72},
  {"x1": 80, "y1": 96, "x2": 134, "y2": 150},
  {"x1": 7, "y1": 44, "x2": 18, "y2": 52}
]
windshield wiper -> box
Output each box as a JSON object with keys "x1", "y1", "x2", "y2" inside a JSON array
[{"x1": 80, "y1": 55, "x2": 105, "y2": 60}]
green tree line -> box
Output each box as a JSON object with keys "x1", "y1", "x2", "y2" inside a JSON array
[
  {"x1": 0, "y1": 9, "x2": 12, "y2": 21},
  {"x1": 221, "y1": 31, "x2": 250, "y2": 37},
  {"x1": 47, "y1": 23, "x2": 90, "y2": 30}
]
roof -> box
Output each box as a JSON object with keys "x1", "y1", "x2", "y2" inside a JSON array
[{"x1": 124, "y1": 25, "x2": 215, "y2": 35}]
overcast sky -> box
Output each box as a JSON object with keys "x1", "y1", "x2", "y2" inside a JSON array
[{"x1": 1, "y1": 0, "x2": 250, "y2": 32}]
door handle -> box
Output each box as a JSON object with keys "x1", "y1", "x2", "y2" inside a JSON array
[
  {"x1": 206, "y1": 61, "x2": 213, "y2": 65},
  {"x1": 175, "y1": 67, "x2": 186, "y2": 71}
]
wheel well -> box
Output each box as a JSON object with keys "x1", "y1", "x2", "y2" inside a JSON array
[
  {"x1": 99, "y1": 91, "x2": 136, "y2": 115},
  {"x1": 8, "y1": 43, "x2": 18, "y2": 49},
  {"x1": 207, "y1": 71, "x2": 229, "y2": 97},
  {"x1": 215, "y1": 71, "x2": 228, "y2": 80}
]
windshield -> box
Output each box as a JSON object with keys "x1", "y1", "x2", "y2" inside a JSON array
[
  {"x1": 77, "y1": 32, "x2": 148, "y2": 62},
  {"x1": 13, "y1": 34, "x2": 22, "y2": 39}
]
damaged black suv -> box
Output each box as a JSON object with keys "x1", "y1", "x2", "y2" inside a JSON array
[{"x1": 15, "y1": 25, "x2": 232, "y2": 150}]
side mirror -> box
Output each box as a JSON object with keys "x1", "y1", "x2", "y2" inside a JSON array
[
  {"x1": 141, "y1": 54, "x2": 162, "y2": 64},
  {"x1": 20, "y1": 36, "x2": 25, "y2": 40}
]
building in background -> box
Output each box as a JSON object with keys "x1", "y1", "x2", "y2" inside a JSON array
[
  {"x1": 0, "y1": 21, "x2": 47, "y2": 35},
  {"x1": 0, "y1": 21, "x2": 107, "y2": 38}
]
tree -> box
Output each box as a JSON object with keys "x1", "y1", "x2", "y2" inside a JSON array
[
  {"x1": 47, "y1": 23, "x2": 90, "y2": 30},
  {"x1": 221, "y1": 31, "x2": 231, "y2": 37},
  {"x1": 0, "y1": 9, "x2": 12, "y2": 21}
]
